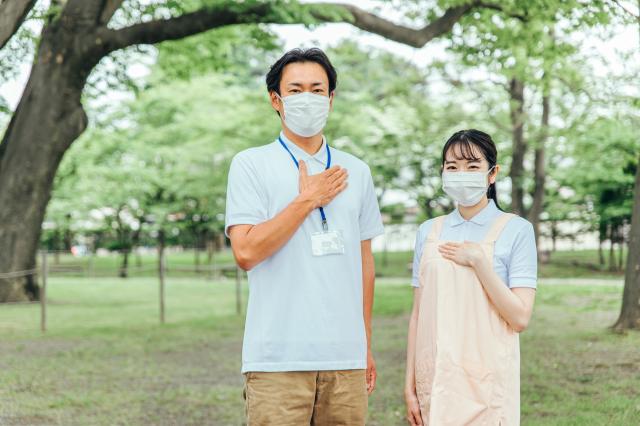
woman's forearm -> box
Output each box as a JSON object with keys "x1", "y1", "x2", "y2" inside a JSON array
[
  {"x1": 405, "y1": 291, "x2": 420, "y2": 395},
  {"x1": 470, "y1": 255, "x2": 532, "y2": 332}
]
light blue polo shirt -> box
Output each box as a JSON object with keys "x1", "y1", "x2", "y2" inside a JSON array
[
  {"x1": 412, "y1": 199, "x2": 537, "y2": 289},
  {"x1": 225, "y1": 132, "x2": 385, "y2": 373}
]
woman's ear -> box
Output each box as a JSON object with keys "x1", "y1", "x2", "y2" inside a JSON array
[{"x1": 489, "y1": 165, "x2": 500, "y2": 184}]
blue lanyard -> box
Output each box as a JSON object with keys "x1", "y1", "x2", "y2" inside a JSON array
[{"x1": 278, "y1": 136, "x2": 331, "y2": 231}]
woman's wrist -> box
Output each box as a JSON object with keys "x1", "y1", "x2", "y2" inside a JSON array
[{"x1": 469, "y1": 249, "x2": 487, "y2": 270}]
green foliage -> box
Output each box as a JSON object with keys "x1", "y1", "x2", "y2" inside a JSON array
[
  {"x1": 563, "y1": 117, "x2": 638, "y2": 227},
  {"x1": 154, "y1": 25, "x2": 281, "y2": 84}
]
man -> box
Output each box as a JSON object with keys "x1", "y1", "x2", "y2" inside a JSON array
[{"x1": 225, "y1": 47, "x2": 384, "y2": 425}]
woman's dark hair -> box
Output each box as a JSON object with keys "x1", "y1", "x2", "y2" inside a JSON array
[
  {"x1": 441, "y1": 129, "x2": 502, "y2": 210},
  {"x1": 266, "y1": 48, "x2": 338, "y2": 95}
]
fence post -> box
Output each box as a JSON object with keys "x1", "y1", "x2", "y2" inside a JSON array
[
  {"x1": 40, "y1": 251, "x2": 48, "y2": 333},
  {"x1": 235, "y1": 266, "x2": 242, "y2": 315}
]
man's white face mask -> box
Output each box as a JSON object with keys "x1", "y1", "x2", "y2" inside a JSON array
[
  {"x1": 277, "y1": 92, "x2": 331, "y2": 137},
  {"x1": 442, "y1": 166, "x2": 495, "y2": 207}
]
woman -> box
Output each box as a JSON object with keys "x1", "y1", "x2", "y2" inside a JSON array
[{"x1": 404, "y1": 129, "x2": 537, "y2": 426}]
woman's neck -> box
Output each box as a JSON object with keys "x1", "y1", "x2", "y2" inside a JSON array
[
  {"x1": 458, "y1": 197, "x2": 490, "y2": 221},
  {"x1": 282, "y1": 127, "x2": 324, "y2": 155}
]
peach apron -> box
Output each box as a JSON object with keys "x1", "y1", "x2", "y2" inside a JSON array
[{"x1": 415, "y1": 213, "x2": 520, "y2": 425}]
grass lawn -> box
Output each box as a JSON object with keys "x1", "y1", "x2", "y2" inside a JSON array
[{"x1": 0, "y1": 277, "x2": 638, "y2": 425}]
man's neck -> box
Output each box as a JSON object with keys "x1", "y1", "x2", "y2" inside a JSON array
[{"x1": 282, "y1": 127, "x2": 324, "y2": 156}]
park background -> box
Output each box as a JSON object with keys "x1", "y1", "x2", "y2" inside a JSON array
[{"x1": 0, "y1": 0, "x2": 639, "y2": 425}]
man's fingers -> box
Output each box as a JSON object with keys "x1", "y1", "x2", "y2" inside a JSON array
[
  {"x1": 366, "y1": 355, "x2": 377, "y2": 395},
  {"x1": 299, "y1": 160, "x2": 308, "y2": 177},
  {"x1": 328, "y1": 169, "x2": 348, "y2": 185},
  {"x1": 368, "y1": 369, "x2": 377, "y2": 394},
  {"x1": 334, "y1": 181, "x2": 348, "y2": 195},
  {"x1": 323, "y1": 165, "x2": 342, "y2": 176}
]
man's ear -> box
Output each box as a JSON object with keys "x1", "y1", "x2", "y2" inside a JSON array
[
  {"x1": 329, "y1": 90, "x2": 335, "y2": 111},
  {"x1": 270, "y1": 91, "x2": 282, "y2": 115}
]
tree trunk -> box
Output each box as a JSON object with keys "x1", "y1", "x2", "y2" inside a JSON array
[
  {"x1": 508, "y1": 78, "x2": 526, "y2": 216},
  {"x1": 613, "y1": 150, "x2": 640, "y2": 331},
  {"x1": 0, "y1": 20, "x2": 97, "y2": 302},
  {"x1": 598, "y1": 225, "x2": 605, "y2": 266},
  {"x1": 609, "y1": 224, "x2": 616, "y2": 272},
  {"x1": 132, "y1": 227, "x2": 142, "y2": 268},
  {"x1": 206, "y1": 231, "x2": 215, "y2": 280},
  {"x1": 119, "y1": 249, "x2": 129, "y2": 278},
  {"x1": 54, "y1": 229, "x2": 61, "y2": 265},
  {"x1": 528, "y1": 94, "x2": 549, "y2": 244},
  {"x1": 618, "y1": 240, "x2": 624, "y2": 272},
  {"x1": 194, "y1": 231, "x2": 201, "y2": 273}
]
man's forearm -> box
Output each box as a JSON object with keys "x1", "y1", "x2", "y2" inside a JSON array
[
  {"x1": 232, "y1": 195, "x2": 315, "y2": 270},
  {"x1": 362, "y1": 247, "x2": 375, "y2": 350}
]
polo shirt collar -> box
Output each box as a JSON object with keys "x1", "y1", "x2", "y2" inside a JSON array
[
  {"x1": 449, "y1": 199, "x2": 499, "y2": 227},
  {"x1": 279, "y1": 132, "x2": 329, "y2": 166}
]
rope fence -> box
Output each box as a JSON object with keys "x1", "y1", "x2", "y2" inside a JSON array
[{"x1": 0, "y1": 250, "x2": 245, "y2": 333}]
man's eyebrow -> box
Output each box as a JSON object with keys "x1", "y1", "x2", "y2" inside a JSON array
[{"x1": 286, "y1": 81, "x2": 326, "y2": 87}]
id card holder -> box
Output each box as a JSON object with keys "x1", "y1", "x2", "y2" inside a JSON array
[{"x1": 311, "y1": 230, "x2": 345, "y2": 256}]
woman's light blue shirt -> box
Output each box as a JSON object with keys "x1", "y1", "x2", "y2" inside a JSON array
[{"x1": 412, "y1": 199, "x2": 537, "y2": 289}]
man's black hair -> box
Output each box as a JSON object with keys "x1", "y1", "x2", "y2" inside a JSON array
[{"x1": 266, "y1": 48, "x2": 338, "y2": 95}]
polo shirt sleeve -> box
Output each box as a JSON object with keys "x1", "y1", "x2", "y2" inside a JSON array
[
  {"x1": 507, "y1": 221, "x2": 538, "y2": 289},
  {"x1": 224, "y1": 153, "x2": 268, "y2": 238},
  {"x1": 359, "y1": 166, "x2": 385, "y2": 241},
  {"x1": 411, "y1": 222, "x2": 430, "y2": 288}
]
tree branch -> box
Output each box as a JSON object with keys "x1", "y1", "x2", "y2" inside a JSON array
[
  {"x1": 97, "y1": 2, "x2": 292, "y2": 53},
  {"x1": 474, "y1": 2, "x2": 528, "y2": 21},
  {"x1": 99, "y1": 0, "x2": 124, "y2": 25},
  {"x1": 608, "y1": 0, "x2": 640, "y2": 19},
  {"x1": 0, "y1": 0, "x2": 36, "y2": 50},
  {"x1": 98, "y1": 1, "x2": 486, "y2": 53},
  {"x1": 313, "y1": 2, "x2": 476, "y2": 48}
]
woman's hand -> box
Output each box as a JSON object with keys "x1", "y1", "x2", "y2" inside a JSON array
[
  {"x1": 438, "y1": 241, "x2": 485, "y2": 267},
  {"x1": 404, "y1": 390, "x2": 423, "y2": 425}
]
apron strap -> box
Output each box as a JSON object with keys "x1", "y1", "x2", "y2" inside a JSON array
[
  {"x1": 484, "y1": 212, "x2": 516, "y2": 243},
  {"x1": 426, "y1": 215, "x2": 447, "y2": 242}
]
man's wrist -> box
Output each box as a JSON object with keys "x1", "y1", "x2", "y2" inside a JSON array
[
  {"x1": 404, "y1": 386, "x2": 416, "y2": 398},
  {"x1": 293, "y1": 193, "x2": 316, "y2": 215}
]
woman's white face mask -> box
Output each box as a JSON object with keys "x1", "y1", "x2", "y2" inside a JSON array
[
  {"x1": 276, "y1": 92, "x2": 331, "y2": 137},
  {"x1": 442, "y1": 166, "x2": 495, "y2": 207}
]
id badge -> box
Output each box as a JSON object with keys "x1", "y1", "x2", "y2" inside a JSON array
[{"x1": 311, "y1": 230, "x2": 345, "y2": 256}]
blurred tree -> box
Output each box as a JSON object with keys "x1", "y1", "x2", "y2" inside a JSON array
[
  {"x1": 613, "y1": 0, "x2": 640, "y2": 331},
  {"x1": 0, "y1": 0, "x2": 500, "y2": 301}
]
